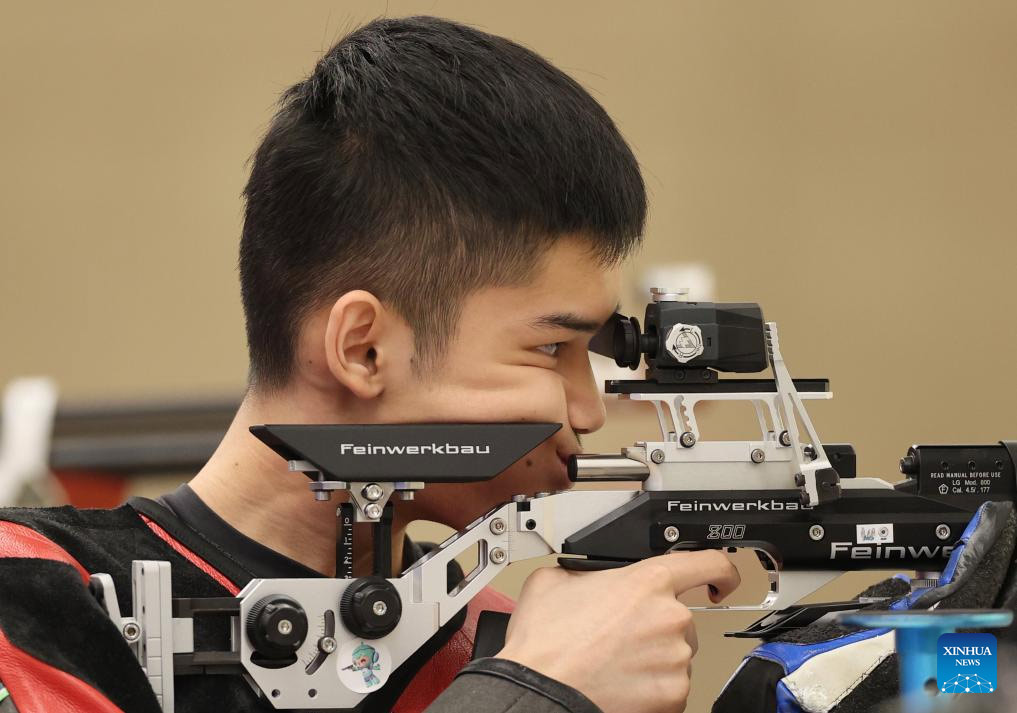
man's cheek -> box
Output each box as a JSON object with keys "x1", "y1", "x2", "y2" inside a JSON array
[
  {"x1": 420, "y1": 366, "x2": 568, "y2": 422},
  {"x1": 500, "y1": 373, "x2": 569, "y2": 421}
]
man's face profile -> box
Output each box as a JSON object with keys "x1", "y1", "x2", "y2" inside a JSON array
[
  {"x1": 316, "y1": 236, "x2": 620, "y2": 527},
  {"x1": 233, "y1": 16, "x2": 644, "y2": 533}
]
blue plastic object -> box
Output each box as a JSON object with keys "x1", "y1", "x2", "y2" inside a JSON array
[{"x1": 838, "y1": 609, "x2": 1013, "y2": 712}]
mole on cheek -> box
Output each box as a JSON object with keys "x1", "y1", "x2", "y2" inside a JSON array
[{"x1": 525, "y1": 459, "x2": 533, "y2": 467}]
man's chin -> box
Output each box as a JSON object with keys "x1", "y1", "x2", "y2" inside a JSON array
[
  {"x1": 517, "y1": 457, "x2": 574, "y2": 495},
  {"x1": 551, "y1": 459, "x2": 575, "y2": 493}
]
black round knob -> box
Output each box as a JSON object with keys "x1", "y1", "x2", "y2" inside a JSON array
[
  {"x1": 612, "y1": 315, "x2": 642, "y2": 369},
  {"x1": 339, "y1": 577, "x2": 402, "y2": 639},
  {"x1": 900, "y1": 450, "x2": 919, "y2": 476},
  {"x1": 246, "y1": 595, "x2": 308, "y2": 659}
]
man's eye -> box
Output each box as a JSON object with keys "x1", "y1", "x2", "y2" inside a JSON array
[{"x1": 536, "y1": 342, "x2": 563, "y2": 357}]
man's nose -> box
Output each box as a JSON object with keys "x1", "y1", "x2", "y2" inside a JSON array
[{"x1": 566, "y1": 360, "x2": 607, "y2": 435}]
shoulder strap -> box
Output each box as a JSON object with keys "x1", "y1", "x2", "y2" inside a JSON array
[{"x1": 128, "y1": 496, "x2": 249, "y2": 593}]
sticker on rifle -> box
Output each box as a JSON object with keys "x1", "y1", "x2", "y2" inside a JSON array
[
  {"x1": 856, "y1": 523, "x2": 893, "y2": 544},
  {"x1": 338, "y1": 640, "x2": 391, "y2": 693},
  {"x1": 665, "y1": 324, "x2": 705, "y2": 363}
]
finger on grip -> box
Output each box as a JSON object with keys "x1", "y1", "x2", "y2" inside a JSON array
[{"x1": 637, "y1": 550, "x2": 740, "y2": 599}]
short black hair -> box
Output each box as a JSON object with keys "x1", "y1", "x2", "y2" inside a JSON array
[{"x1": 240, "y1": 16, "x2": 646, "y2": 390}]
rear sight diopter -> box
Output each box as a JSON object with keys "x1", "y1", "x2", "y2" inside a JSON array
[{"x1": 589, "y1": 288, "x2": 768, "y2": 385}]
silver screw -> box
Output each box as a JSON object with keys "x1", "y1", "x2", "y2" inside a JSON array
[
  {"x1": 490, "y1": 518, "x2": 507, "y2": 535},
  {"x1": 490, "y1": 547, "x2": 507, "y2": 564},
  {"x1": 372, "y1": 600, "x2": 388, "y2": 617},
  {"x1": 319, "y1": 636, "x2": 337, "y2": 654},
  {"x1": 935, "y1": 524, "x2": 951, "y2": 541},
  {"x1": 809, "y1": 525, "x2": 825, "y2": 541},
  {"x1": 650, "y1": 449, "x2": 666, "y2": 464},
  {"x1": 511, "y1": 494, "x2": 527, "y2": 502},
  {"x1": 663, "y1": 525, "x2": 680, "y2": 543},
  {"x1": 398, "y1": 491, "x2": 415, "y2": 501},
  {"x1": 750, "y1": 448, "x2": 765, "y2": 464},
  {"x1": 122, "y1": 621, "x2": 141, "y2": 642},
  {"x1": 364, "y1": 503, "x2": 383, "y2": 519},
  {"x1": 362, "y1": 483, "x2": 384, "y2": 502},
  {"x1": 277, "y1": 619, "x2": 293, "y2": 635},
  {"x1": 679, "y1": 432, "x2": 696, "y2": 448},
  {"x1": 779, "y1": 430, "x2": 792, "y2": 447},
  {"x1": 535, "y1": 491, "x2": 550, "y2": 498}
]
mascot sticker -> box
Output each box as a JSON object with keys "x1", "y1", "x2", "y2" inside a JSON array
[{"x1": 338, "y1": 640, "x2": 391, "y2": 693}]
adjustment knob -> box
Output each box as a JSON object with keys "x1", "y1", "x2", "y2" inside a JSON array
[
  {"x1": 650, "y1": 287, "x2": 690, "y2": 303},
  {"x1": 246, "y1": 595, "x2": 308, "y2": 659},
  {"x1": 900, "y1": 452, "x2": 919, "y2": 476},
  {"x1": 339, "y1": 577, "x2": 402, "y2": 639},
  {"x1": 613, "y1": 315, "x2": 642, "y2": 369}
]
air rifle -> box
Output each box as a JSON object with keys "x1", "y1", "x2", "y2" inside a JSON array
[{"x1": 91, "y1": 288, "x2": 1015, "y2": 711}]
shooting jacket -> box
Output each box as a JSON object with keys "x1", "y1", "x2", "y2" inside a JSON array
[
  {"x1": 713, "y1": 501, "x2": 1017, "y2": 713},
  {"x1": 0, "y1": 486, "x2": 601, "y2": 713}
]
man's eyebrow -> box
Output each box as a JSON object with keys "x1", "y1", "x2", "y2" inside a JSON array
[{"x1": 530, "y1": 306, "x2": 619, "y2": 334}]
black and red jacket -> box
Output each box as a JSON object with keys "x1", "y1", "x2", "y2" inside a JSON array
[{"x1": 0, "y1": 491, "x2": 516, "y2": 713}]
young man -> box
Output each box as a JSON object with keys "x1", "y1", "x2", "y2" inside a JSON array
[{"x1": 0, "y1": 16, "x2": 737, "y2": 713}]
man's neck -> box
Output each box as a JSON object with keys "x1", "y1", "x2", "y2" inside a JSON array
[{"x1": 188, "y1": 392, "x2": 408, "y2": 576}]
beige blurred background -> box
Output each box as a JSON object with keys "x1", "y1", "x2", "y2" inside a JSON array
[{"x1": 2, "y1": 1, "x2": 1016, "y2": 710}]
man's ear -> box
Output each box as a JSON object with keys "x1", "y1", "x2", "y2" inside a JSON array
[{"x1": 323, "y1": 291, "x2": 389, "y2": 399}]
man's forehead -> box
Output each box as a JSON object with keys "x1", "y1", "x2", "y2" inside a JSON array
[
  {"x1": 527, "y1": 303, "x2": 621, "y2": 333},
  {"x1": 526, "y1": 249, "x2": 622, "y2": 325},
  {"x1": 489, "y1": 283, "x2": 620, "y2": 337},
  {"x1": 460, "y1": 237, "x2": 624, "y2": 331},
  {"x1": 464, "y1": 278, "x2": 619, "y2": 327}
]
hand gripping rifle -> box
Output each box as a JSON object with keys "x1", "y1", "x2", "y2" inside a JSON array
[{"x1": 91, "y1": 288, "x2": 1016, "y2": 711}]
